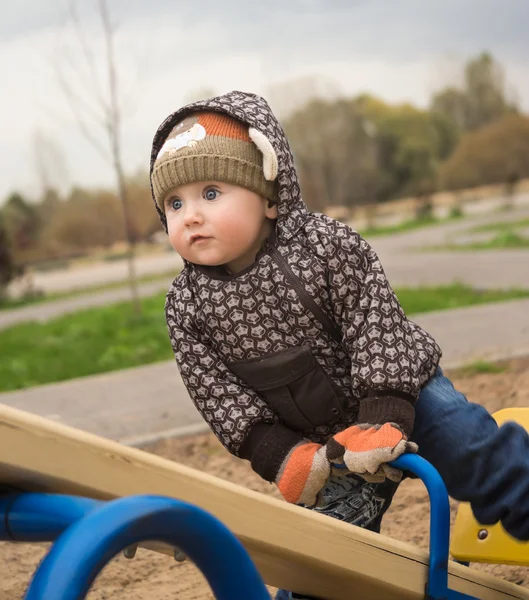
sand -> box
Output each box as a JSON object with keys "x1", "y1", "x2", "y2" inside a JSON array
[{"x1": 1, "y1": 357, "x2": 528, "y2": 599}]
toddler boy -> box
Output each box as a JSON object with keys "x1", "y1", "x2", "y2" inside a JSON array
[{"x1": 149, "y1": 91, "x2": 529, "y2": 600}]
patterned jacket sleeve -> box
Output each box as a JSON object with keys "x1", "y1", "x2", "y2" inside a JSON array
[
  {"x1": 322, "y1": 219, "x2": 437, "y2": 436},
  {"x1": 165, "y1": 290, "x2": 305, "y2": 482}
]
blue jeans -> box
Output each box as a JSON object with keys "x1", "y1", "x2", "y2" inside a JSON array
[
  {"x1": 275, "y1": 367, "x2": 529, "y2": 600},
  {"x1": 413, "y1": 367, "x2": 529, "y2": 540}
]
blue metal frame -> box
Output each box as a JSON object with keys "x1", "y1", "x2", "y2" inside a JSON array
[
  {"x1": 0, "y1": 492, "x2": 101, "y2": 542},
  {"x1": 390, "y1": 455, "x2": 476, "y2": 600},
  {"x1": 23, "y1": 495, "x2": 269, "y2": 600},
  {"x1": 0, "y1": 455, "x2": 481, "y2": 599}
]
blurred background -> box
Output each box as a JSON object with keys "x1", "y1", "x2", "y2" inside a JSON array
[
  {"x1": 1, "y1": 0, "x2": 529, "y2": 291},
  {"x1": 1, "y1": 0, "x2": 529, "y2": 391},
  {"x1": 1, "y1": 3, "x2": 529, "y2": 596}
]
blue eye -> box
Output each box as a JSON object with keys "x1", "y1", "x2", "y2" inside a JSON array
[
  {"x1": 204, "y1": 188, "x2": 219, "y2": 201},
  {"x1": 171, "y1": 198, "x2": 182, "y2": 211}
]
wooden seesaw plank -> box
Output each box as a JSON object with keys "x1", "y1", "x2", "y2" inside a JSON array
[{"x1": 0, "y1": 404, "x2": 526, "y2": 600}]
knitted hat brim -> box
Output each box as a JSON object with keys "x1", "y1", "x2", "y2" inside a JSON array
[{"x1": 152, "y1": 138, "x2": 277, "y2": 210}]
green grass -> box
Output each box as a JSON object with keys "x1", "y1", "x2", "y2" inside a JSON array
[
  {"x1": 360, "y1": 216, "x2": 437, "y2": 237},
  {"x1": 359, "y1": 213, "x2": 463, "y2": 238},
  {"x1": 394, "y1": 283, "x2": 529, "y2": 315},
  {"x1": 0, "y1": 293, "x2": 172, "y2": 392},
  {"x1": 1, "y1": 283, "x2": 529, "y2": 392},
  {"x1": 455, "y1": 360, "x2": 507, "y2": 377},
  {"x1": 427, "y1": 230, "x2": 529, "y2": 251},
  {"x1": 0, "y1": 293, "x2": 47, "y2": 311},
  {"x1": 425, "y1": 218, "x2": 529, "y2": 251},
  {"x1": 470, "y1": 218, "x2": 529, "y2": 234},
  {"x1": 0, "y1": 268, "x2": 179, "y2": 311}
]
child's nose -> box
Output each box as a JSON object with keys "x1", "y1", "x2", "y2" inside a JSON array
[{"x1": 183, "y1": 204, "x2": 204, "y2": 225}]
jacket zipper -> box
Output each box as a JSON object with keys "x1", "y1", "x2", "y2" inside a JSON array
[{"x1": 269, "y1": 246, "x2": 343, "y2": 345}]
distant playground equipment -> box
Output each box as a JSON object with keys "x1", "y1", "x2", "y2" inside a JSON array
[{"x1": 0, "y1": 405, "x2": 527, "y2": 599}]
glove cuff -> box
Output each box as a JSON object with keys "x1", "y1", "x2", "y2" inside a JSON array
[
  {"x1": 276, "y1": 441, "x2": 328, "y2": 505},
  {"x1": 358, "y1": 392, "x2": 415, "y2": 437},
  {"x1": 239, "y1": 422, "x2": 304, "y2": 482}
]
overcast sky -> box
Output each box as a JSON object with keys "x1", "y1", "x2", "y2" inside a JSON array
[{"x1": 2, "y1": 0, "x2": 528, "y2": 203}]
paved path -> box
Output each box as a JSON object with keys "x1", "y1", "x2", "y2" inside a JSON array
[
  {"x1": 2, "y1": 297, "x2": 528, "y2": 444},
  {"x1": 27, "y1": 252, "x2": 183, "y2": 295},
  {"x1": 0, "y1": 279, "x2": 172, "y2": 331},
  {"x1": 5, "y1": 245, "x2": 528, "y2": 331},
  {"x1": 0, "y1": 361, "x2": 196, "y2": 443},
  {"x1": 372, "y1": 205, "x2": 529, "y2": 289},
  {"x1": 379, "y1": 247, "x2": 529, "y2": 289},
  {"x1": 2, "y1": 206, "x2": 529, "y2": 332}
]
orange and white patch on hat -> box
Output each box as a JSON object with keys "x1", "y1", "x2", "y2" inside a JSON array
[{"x1": 156, "y1": 112, "x2": 252, "y2": 161}]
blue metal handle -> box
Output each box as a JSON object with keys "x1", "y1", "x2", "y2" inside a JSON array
[
  {"x1": 332, "y1": 455, "x2": 475, "y2": 599},
  {"x1": 391, "y1": 456, "x2": 475, "y2": 600},
  {"x1": 390, "y1": 455, "x2": 453, "y2": 599},
  {"x1": 0, "y1": 493, "x2": 101, "y2": 542},
  {"x1": 25, "y1": 494, "x2": 270, "y2": 600}
]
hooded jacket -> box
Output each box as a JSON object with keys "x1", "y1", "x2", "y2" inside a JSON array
[{"x1": 149, "y1": 91, "x2": 442, "y2": 484}]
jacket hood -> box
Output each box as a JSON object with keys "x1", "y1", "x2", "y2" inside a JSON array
[{"x1": 149, "y1": 90, "x2": 307, "y2": 244}]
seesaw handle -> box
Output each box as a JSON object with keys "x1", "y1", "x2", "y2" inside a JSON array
[
  {"x1": 333, "y1": 455, "x2": 474, "y2": 599},
  {"x1": 24, "y1": 495, "x2": 269, "y2": 600},
  {"x1": 391, "y1": 455, "x2": 452, "y2": 597}
]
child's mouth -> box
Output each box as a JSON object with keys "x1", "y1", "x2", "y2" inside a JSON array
[{"x1": 190, "y1": 235, "x2": 210, "y2": 244}]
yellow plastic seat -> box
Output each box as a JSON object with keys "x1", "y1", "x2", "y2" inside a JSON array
[{"x1": 450, "y1": 407, "x2": 529, "y2": 566}]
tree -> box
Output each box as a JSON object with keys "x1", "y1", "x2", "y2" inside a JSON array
[
  {"x1": 54, "y1": 0, "x2": 141, "y2": 312},
  {"x1": 33, "y1": 129, "x2": 70, "y2": 198},
  {"x1": 438, "y1": 114, "x2": 529, "y2": 190},
  {"x1": 464, "y1": 52, "x2": 517, "y2": 131},
  {"x1": 38, "y1": 186, "x2": 125, "y2": 257},
  {"x1": 125, "y1": 170, "x2": 165, "y2": 242},
  {"x1": 284, "y1": 98, "x2": 378, "y2": 211},
  {"x1": 284, "y1": 93, "x2": 461, "y2": 210},
  {"x1": 431, "y1": 52, "x2": 518, "y2": 132},
  {"x1": 356, "y1": 96, "x2": 459, "y2": 200},
  {"x1": 376, "y1": 104, "x2": 459, "y2": 198},
  {"x1": 431, "y1": 87, "x2": 467, "y2": 131},
  {"x1": 2, "y1": 192, "x2": 42, "y2": 260},
  {"x1": 0, "y1": 216, "x2": 16, "y2": 301},
  {"x1": 37, "y1": 187, "x2": 63, "y2": 227},
  {"x1": 430, "y1": 110, "x2": 462, "y2": 161}
]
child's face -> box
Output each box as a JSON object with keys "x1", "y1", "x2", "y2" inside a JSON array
[{"x1": 163, "y1": 181, "x2": 278, "y2": 274}]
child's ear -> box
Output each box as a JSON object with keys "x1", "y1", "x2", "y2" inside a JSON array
[
  {"x1": 249, "y1": 128, "x2": 278, "y2": 181},
  {"x1": 265, "y1": 199, "x2": 278, "y2": 219}
]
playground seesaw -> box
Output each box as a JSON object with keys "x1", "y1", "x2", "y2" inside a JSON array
[{"x1": 0, "y1": 404, "x2": 527, "y2": 599}]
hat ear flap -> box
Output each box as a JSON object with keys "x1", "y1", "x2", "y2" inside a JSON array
[{"x1": 249, "y1": 127, "x2": 278, "y2": 181}]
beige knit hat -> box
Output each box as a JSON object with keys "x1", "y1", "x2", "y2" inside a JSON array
[{"x1": 151, "y1": 111, "x2": 278, "y2": 210}]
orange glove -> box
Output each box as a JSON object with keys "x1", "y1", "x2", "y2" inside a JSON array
[
  {"x1": 276, "y1": 442, "x2": 330, "y2": 507},
  {"x1": 326, "y1": 423, "x2": 418, "y2": 483}
]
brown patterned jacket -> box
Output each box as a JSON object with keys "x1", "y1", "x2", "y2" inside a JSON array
[{"x1": 149, "y1": 91, "x2": 441, "y2": 484}]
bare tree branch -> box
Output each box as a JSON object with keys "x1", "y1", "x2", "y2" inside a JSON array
[
  {"x1": 61, "y1": 49, "x2": 111, "y2": 121},
  {"x1": 99, "y1": 0, "x2": 120, "y2": 150},
  {"x1": 119, "y1": 36, "x2": 150, "y2": 120},
  {"x1": 55, "y1": 53, "x2": 109, "y2": 125},
  {"x1": 53, "y1": 0, "x2": 141, "y2": 312},
  {"x1": 98, "y1": 0, "x2": 140, "y2": 313},
  {"x1": 67, "y1": 0, "x2": 109, "y2": 113},
  {"x1": 53, "y1": 59, "x2": 111, "y2": 160}
]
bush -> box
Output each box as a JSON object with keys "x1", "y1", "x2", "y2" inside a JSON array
[
  {"x1": 449, "y1": 205, "x2": 464, "y2": 219},
  {"x1": 438, "y1": 114, "x2": 529, "y2": 190}
]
